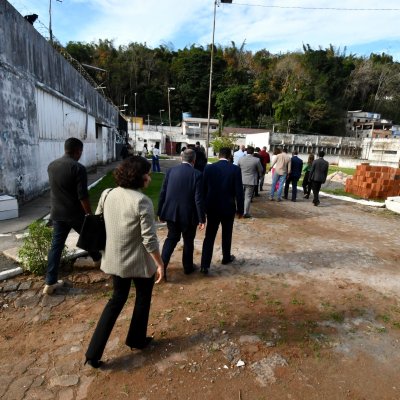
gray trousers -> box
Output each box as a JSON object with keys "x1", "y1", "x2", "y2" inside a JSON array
[{"x1": 243, "y1": 185, "x2": 255, "y2": 215}]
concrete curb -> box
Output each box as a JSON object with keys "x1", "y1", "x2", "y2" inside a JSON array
[
  {"x1": 318, "y1": 191, "x2": 385, "y2": 208},
  {"x1": 0, "y1": 267, "x2": 23, "y2": 281}
]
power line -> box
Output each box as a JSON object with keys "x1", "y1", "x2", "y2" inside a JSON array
[{"x1": 233, "y1": 2, "x2": 400, "y2": 11}]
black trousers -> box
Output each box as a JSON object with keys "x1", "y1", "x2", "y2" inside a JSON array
[
  {"x1": 161, "y1": 221, "x2": 197, "y2": 272},
  {"x1": 201, "y1": 213, "x2": 235, "y2": 269},
  {"x1": 302, "y1": 171, "x2": 312, "y2": 196},
  {"x1": 85, "y1": 274, "x2": 155, "y2": 362},
  {"x1": 311, "y1": 181, "x2": 322, "y2": 204},
  {"x1": 284, "y1": 176, "x2": 299, "y2": 200}
]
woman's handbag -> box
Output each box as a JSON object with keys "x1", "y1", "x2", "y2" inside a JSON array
[{"x1": 77, "y1": 189, "x2": 113, "y2": 252}]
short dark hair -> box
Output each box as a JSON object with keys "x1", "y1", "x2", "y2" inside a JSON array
[
  {"x1": 219, "y1": 147, "x2": 231, "y2": 159},
  {"x1": 247, "y1": 146, "x2": 254, "y2": 154},
  {"x1": 255, "y1": 147, "x2": 261, "y2": 152},
  {"x1": 196, "y1": 141, "x2": 200, "y2": 146},
  {"x1": 114, "y1": 156, "x2": 151, "y2": 189},
  {"x1": 293, "y1": 150, "x2": 298, "y2": 155},
  {"x1": 318, "y1": 150, "x2": 325, "y2": 158},
  {"x1": 64, "y1": 138, "x2": 83, "y2": 154}
]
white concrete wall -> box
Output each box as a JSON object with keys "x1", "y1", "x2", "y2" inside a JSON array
[
  {"x1": 361, "y1": 138, "x2": 400, "y2": 164},
  {"x1": 0, "y1": 1, "x2": 118, "y2": 201},
  {"x1": 245, "y1": 132, "x2": 270, "y2": 149}
]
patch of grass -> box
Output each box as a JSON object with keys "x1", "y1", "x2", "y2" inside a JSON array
[
  {"x1": 266, "y1": 299, "x2": 282, "y2": 306},
  {"x1": 320, "y1": 301, "x2": 333, "y2": 309},
  {"x1": 392, "y1": 321, "x2": 400, "y2": 329},
  {"x1": 88, "y1": 170, "x2": 164, "y2": 215},
  {"x1": 89, "y1": 171, "x2": 116, "y2": 210},
  {"x1": 379, "y1": 314, "x2": 391, "y2": 323},
  {"x1": 330, "y1": 311, "x2": 345, "y2": 323},
  {"x1": 328, "y1": 165, "x2": 356, "y2": 176},
  {"x1": 250, "y1": 293, "x2": 259, "y2": 302},
  {"x1": 376, "y1": 327, "x2": 387, "y2": 333},
  {"x1": 142, "y1": 172, "x2": 165, "y2": 213},
  {"x1": 291, "y1": 298, "x2": 305, "y2": 305}
]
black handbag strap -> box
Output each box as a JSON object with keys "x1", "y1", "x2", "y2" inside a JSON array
[{"x1": 101, "y1": 188, "x2": 114, "y2": 213}]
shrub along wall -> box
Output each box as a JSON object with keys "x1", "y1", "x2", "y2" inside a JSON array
[{"x1": 345, "y1": 163, "x2": 400, "y2": 199}]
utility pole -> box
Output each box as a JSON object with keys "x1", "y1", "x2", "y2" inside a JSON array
[{"x1": 49, "y1": 0, "x2": 62, "y2": 44}]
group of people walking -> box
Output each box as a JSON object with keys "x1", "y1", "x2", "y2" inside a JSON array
[
  {"x1": 268, "y1": 148, "x2": 329, "y2": 207},
  {"x1": 43, "y1": 138, "x2": 329, "y2": 369}
]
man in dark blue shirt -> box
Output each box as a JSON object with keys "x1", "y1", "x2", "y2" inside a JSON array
[{"x1": 283, "y1": 150, "x2": 304, "y2": 201}]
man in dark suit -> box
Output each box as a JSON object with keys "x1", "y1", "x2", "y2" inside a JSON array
[
  {"x1": 200, "y1": 147, "x2": 244, "y2": 274},
  {"x1": 310, "y1": 150, "x2": 329, "y2": 206},
  {"x1": 283, "y1": 150, "x2": 303, "y2": 201},
  {"x1": 158, "y1": 149, "x2": 206, "y2": 279}
]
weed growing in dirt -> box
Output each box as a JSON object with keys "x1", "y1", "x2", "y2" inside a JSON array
[
  {"x1": 291, "y1": 298, "x2": 305, "y2": 305},
  {"x1": 379, "y1": 314, "x2": 391, "y2": 323},
  {"x1": 330, "y1": 312, "x2": 345, "y2": 323}
]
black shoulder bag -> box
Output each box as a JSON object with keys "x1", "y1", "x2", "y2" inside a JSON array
[{"x1": 76, "y1": 188, "x2": 113, "y2": 252}]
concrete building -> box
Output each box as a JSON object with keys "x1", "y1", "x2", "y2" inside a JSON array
[
  {"x1": 0, "y1": 1, "x2": 119, "y2": 203},
  {"x1": 346, "y1": 110, "x2": 392, "y2": 138}
]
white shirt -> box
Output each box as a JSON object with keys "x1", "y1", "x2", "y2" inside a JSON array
[
  {"x1": 233, "y1": 149, "x2": 246, "y2": 165},
  {"x1": 153, "y1": 147, "x2": 160, "y2": 157}
]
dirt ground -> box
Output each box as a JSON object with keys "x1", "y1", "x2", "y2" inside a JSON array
[{"x1": 1, "y1": 193, "x2": 400, "y2": 400}]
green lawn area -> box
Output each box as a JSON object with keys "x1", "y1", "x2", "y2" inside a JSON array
[
  {"x1": 89, "y1": 170, "x2": 165, "y2": 214},
  {"x1": 328, "y1": 165, "x2": 356, "y2": 176}
]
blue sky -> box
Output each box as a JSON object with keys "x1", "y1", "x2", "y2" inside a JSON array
[{"x1": 9, "y1": 0, "x2": 400, "y2": 60}]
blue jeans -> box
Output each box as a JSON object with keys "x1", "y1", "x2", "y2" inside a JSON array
[
  {"x1": 46, "y1": 219, "x2": 101, "y2": 285},
  {"x1": 152, "y1": 156, "x2": 160, "y2": 172},
  {"x1": 270, "y1": 173, "x2": 287, "y2": 200}
]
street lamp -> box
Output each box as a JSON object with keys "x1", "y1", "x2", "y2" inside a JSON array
[
  {"x1": 134, "y1": 93, "x2": 137, "y2": 154},
  {"x1": 159, "y1": 109, "x2": 165, "y2": 125},
  {"x1": 118, "y1": 103, "x2": 128, "y2": 112},
  {"x1": 206, "y1": 0, "x2": 233, "y2": 159},
  {"x1": 168, "y1": 87, "x2": 175, "y2": 155},
  {"x1": 287, "y1": 119, "x2": 291, "y2": 133}
]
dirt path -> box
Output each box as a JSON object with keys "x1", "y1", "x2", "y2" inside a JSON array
[{"x1": 1, "y1": 194, "x2": 399, "y2": 399}]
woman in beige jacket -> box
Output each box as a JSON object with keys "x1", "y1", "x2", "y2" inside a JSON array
[{"x1": 85, "y1": 156, "x2": 163, "y2": 368}]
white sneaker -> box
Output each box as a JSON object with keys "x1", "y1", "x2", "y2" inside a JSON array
[{"x1": 43, "y1": 280, "x2": 64, "y2": 295}]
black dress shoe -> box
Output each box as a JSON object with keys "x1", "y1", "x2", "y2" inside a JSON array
[
  {"x1": 221, "y1": 255, "x2": 236, "y2": 265},
  {"x1": 184, "y1": 265, "x2": 198, "y2": 275},
  {"x1": 243, "y1": 214, "x2": 252, "y2": 219},
  {"x1": 128, "y1": 336, "x2": 153, "y2": 350},
  {"x1": 84, "y1": 359, "x2": 104, "y2": 369},
  {"x1": 200, "y1": 266, "x2": 209, "y2": 275}
]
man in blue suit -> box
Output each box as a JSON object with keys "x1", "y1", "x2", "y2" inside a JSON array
[
  {"x1": 200, "y1": 147, "x2": 244, "y2": 274},
  {"x1": 158, "y1": 149, "x2": 206, "y2": 280},
  {"x1": 283, "y1": 150, "x2": 303, "y2": 202}
]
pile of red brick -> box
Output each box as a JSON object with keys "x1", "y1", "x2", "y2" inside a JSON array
[{"x1": 345, "y1": 163, "x2": 400, "y2": 200}]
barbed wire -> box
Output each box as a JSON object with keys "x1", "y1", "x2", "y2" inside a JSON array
[{"x1": 233, "y1": 2, "x2": 400, "y2": 11}]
